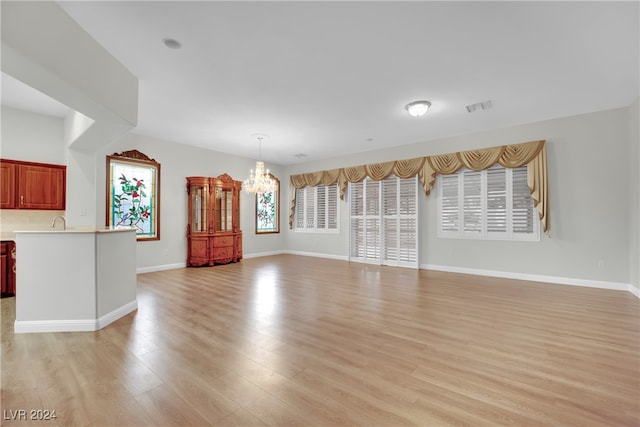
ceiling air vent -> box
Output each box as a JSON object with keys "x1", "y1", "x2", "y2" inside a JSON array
[
  {"x1": 293, "y1": 153, "x2": 308, "y2": 159},
  {"x1": 466, "y1": 100, "x2": 493, "y2": 113}
]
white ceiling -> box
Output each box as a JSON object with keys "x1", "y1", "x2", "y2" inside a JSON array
[{"x1": 3, "y1": 1, "x2": 639, "y2": 165}]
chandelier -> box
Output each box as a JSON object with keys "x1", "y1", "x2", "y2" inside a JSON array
[{"x1": 243, "y1": 135, "x2": 277, "y2": 195}]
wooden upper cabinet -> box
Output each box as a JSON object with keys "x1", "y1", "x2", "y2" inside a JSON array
[
  {"x1": 0, "y1": 162, "x2": 16, "y2": 209},
  {"x1": 0, "y1": 159, "x2": 66, "y2": 210}
]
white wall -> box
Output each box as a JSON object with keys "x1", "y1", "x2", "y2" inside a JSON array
[
  {"x1": 3, "y1": 103, "x2": 636, "y2": 291},
  {"x1": 99, "y1": 133, "x2": 286, "y2": 271},
  {"x1": 285, "y1": 106, "x2": 633, "y2": 287},
  {"x1": 629, "y1": 97, "x2": 639, "y2": 293},
  {"x1": 0, "y1": 107, "x2": 65, "y2": 164}
]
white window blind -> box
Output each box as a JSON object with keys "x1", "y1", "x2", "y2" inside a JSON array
[
  {"x1": 487, "y1": 167, "x2": 507, "y2": 233},
  {"x1": 440, "y1": 173, "x2": 459, "y2": 233},
  {"x1": 512, "y1": 167, "x2": 535, "y2": 235},
  {"x1": 350, "y1": 175, "x2": 418, "y2": 268},
  {"x1": 463, "y1": 171, "x2": 482, "y2": 234},
  {"x1": 295, "y1": 187, "x2": 305, "y2": 229},
  {"x1": 350, "y1": 180, "x2": 365, "y2": 258},
  {"x1": 294, "y1": 184, "x2": 339, "y2": 233},
  {"x1": 327, "y1": 184, "x2": 338, "y2": 230},
  {"x1": 438, "y1": 165, "x2": 539, "y2": 240},
  {"x1": 317, "y1": 186, "x2": 326, "y2": 229},
  {"x1": 365, "y1": 178, "x2": 380, "y2": 261},
  {"x1": 349, "y1": 179, "x2": 381, "y2": 262}
]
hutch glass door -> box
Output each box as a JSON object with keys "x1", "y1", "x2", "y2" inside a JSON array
[
  {"x1": 215, "y1": 188, "x2": 233, "y2": 231},
  {"x1": 191, "y1": 183, "x2": 207, "y2": 232}
]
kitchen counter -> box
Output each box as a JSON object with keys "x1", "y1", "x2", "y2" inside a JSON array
[
  {"x1": 14, "y1": 228, "x2": 137, "y2": 333},
  {"x1": 12, "y1": 226, "x2": 135, "y2": 233},
  {"x1": 2, "y1": 226, "x2": 134, "y2": 240}
]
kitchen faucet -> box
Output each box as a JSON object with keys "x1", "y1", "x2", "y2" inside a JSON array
[{"x1": 51, "y1": 215, "x2": 66, "y2": 230}]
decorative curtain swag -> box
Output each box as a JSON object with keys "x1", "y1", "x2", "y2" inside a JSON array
[{"x1": 289, "y1": 140, "x2": 548, "y2": 236}]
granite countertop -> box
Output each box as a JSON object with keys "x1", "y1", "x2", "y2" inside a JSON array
[
  {"x1": 2, "y1": 227, "x2": 136, "y2": 240},
  {"x1": 14, "y1": 226, "x2": 136, "y2": 234}
]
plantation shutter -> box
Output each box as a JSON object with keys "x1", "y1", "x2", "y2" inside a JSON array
[
  {"x1": 305, "y1": 187, "x2": 315, "y2": 228},
  {"x1": 295, "y1": 188, "x2": 305, "y2": 229},
  {"x1": 487, "y1": 166, "x2": 507, "y2": 234},
  {"x1": 512, "y1": 166, "x2": 534, "y2": 234},
  {"x1": 350, "y1": 181, "x2": 365, "y2": 259},
  {"x1": 365, "y1": 178, "x2": 380, "y2": 261},
  {"x1": 398, "y1": 176, "x2": 418, "y2": 267},
  {"x1": 441, "y1": 174, "x2": 459, "y2": 233},
  {"x1": 316, "y1": 185, "x2": 326, "y2": 229},
  {"x1": 382, "y1": 177, "x2": 398, "y2": 263},
  {"x1": 350, "y1": 176, "x2": 418, "y2": 268},
  {"x1": 349, "y1": 178, "x2": 380, "y2": 264},
  {"x1": 294, "y1": 184, "x2": 340, "y2": 232},
  {"x1": 327, "y1": 184, "x2": 338, "y2": 230},
  {"x1": 438, "y1": 165, "x2": 538, "y2": 240},
  {"x1": 463, "y1": 171, "x2": 483, "y2": 234}
]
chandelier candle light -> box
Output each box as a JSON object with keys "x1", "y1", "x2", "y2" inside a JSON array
[{"x1": 243, "y1": 135, "x2": 277, "y2": 195}]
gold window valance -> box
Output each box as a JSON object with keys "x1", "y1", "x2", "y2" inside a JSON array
[{"x1": 289, "y1": 139, "x2": 549, "y2": 236}]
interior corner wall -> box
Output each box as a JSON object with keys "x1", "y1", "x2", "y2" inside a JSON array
[
  {"x1": 285, "y1": 106, "x2": 632, "y2": 287},
  {"x1": 629, "y1": 97, "x2": 639, "y2": 292},
  {"x1": 98, "y1": 134, "x2": 286, "y2": 271}
]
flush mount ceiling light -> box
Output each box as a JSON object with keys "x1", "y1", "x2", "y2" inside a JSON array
[{"x1": 405, "y1": 100, "x2": 431, "y2": 117}]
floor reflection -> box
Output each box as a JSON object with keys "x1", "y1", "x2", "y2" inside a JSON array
[{"x1": 249, "y1": 265, "x2": 282, "y2": 330}]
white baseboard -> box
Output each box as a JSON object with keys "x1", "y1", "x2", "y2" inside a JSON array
[
  {"x1": 422, "y1": 263, "x2": 634, "y2": 294},
  {"x1": 137, "y1": 262, "x2": 186, "y2": 274},
  {"x1": 97, "y1": 300, "x2": 138, "y2": 329},
  {"x1": 283, "y1": 250, "x2": 349, "y2": 262},
  {"x1": 14, "y1": 300, "x2": 138, "y2": 334},
  {"x1": 244, "y1": 250, "x2": 286, "y2": 259},
  {"x1": 14, "y1": 319, "x2": 98, "y2": 334},
  {"x1": 136, "y1": 253, "x2": 289, "y2": 271},
  {"x1": 134, "y1": 253, "x2": 292, "y2": 273},
  {"x1": 131, "y1": 256, "x2": 640, "y2": 300}
]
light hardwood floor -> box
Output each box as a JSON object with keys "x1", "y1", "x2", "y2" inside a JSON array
[{"x1": 1, "y1": 255, "x2": 639, "y2": 426}]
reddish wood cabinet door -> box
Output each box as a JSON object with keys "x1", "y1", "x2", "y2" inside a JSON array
[
  {"x1": 0, "y1": 244, "x2": 7, "y2": 295},
  {"x1": 18, "y1": 163, "x2": 66, "y2": 209},
  {"x1": 0, "y1": 162, "x2": 16, "y2": 209},
  {"x1": 187, "y1": 236, "x2": 210, "y2": 266},
  {"x1": 1, "y1": 241, "x2": 16, "y2": 297}
]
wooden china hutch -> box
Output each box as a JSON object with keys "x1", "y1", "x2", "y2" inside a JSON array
[{"x1": 186, "y1": 173, "x2": 242, "y2": 266}]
